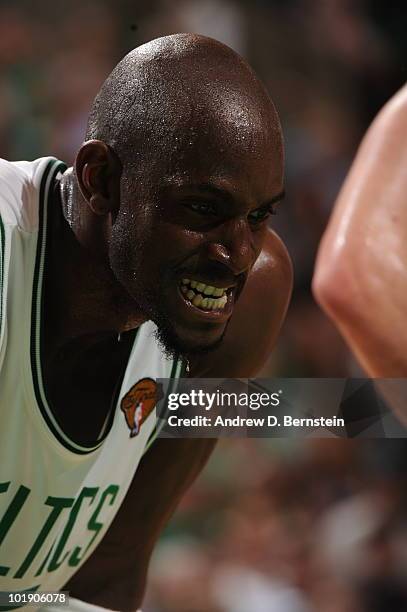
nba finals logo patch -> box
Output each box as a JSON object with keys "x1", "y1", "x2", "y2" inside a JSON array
[{"x1": 121, "y1": 377, "x2": 162, "y2": 438}]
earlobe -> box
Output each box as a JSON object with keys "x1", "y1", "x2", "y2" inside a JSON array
[{"x1": 89, "y1": 193, "x2": 112, "y2": 216}]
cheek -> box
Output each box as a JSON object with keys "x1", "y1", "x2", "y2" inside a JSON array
[
  {"x1": 109, "y1": 212, "x2": 148, "y2": 287},
  {"x1": 151, "y1": 222, "x2": 206, "y2": 266}
]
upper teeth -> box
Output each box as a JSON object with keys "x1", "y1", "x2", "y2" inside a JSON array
[
  {"x1": 181, "y1": 279, "x2": 227, "y2": 297},
  {"x1": 180, "y1": 278, "x2": 229, "y2": 310}
]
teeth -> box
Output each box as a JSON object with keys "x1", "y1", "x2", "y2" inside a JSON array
[
  {"x1": 182, "y1": 289, "x2": 228, "y2": 310},
  {"x1": 203, "y1": 286, "x2": 215, "y2": 296},
  {"x1": 181, "y1": 279, "x2": 226, "y2": 295},
  {"x1": 180, "y1": 279, "x2": 229, "y2": 309}
]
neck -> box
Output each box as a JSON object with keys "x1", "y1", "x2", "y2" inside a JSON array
[{"x1": 45, "y1": 170, "x2": 146, "y2": 352}]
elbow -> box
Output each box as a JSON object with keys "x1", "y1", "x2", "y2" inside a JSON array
[
  {"x1": 312, "y1": 256, "x2": 361, "y2": 326},
  {"x1": 312, "y1": 263, "x2": 338, "y2": 314}
]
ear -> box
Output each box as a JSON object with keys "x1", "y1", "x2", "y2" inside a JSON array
[{"x1": 75, "y1": 140, "x2": 122, "y2": 216}]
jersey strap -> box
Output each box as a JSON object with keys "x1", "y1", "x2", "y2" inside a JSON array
[{"x1": 142, "y1": 355, "x2": 185, "y2": 454}]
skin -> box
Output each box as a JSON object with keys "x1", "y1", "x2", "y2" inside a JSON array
[
  {"x1": 38, "y1": 34, "x2": 293, "y2": 609},
  {"x1": 313, "y1": 84, "x2": 407, "y2": 424}
]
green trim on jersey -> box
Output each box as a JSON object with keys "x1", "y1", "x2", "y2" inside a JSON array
[{"x1": 29, "y1": 159, "x2": 101, "y2": 455}]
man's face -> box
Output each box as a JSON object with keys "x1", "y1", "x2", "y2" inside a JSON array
[{"x1": 109, "y1": 107, "x2": 284, "y2": 358}]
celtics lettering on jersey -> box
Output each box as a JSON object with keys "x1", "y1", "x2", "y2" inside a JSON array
[{"x1": 0, "y1": 482, "x2": 119, "y2": 581}]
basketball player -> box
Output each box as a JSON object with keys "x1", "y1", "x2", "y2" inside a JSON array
[
  {"x1": 0, "y1": 34, "x2": 292, "y2": 610},
  {"x1": 313, "y1": 84, "x2": 407, "y2": 423}
]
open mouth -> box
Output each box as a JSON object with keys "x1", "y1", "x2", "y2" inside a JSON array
[{"x1": 179, "y1": 278, "x2": 231, "y2": 312}]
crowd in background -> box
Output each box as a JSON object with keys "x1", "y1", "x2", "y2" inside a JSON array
[
  {"x1": 146, "y1": 439, "x2": 407, "y2": 612},
  {"x1": 1, "y1": 1, "x2": 406, "y2": 610}
]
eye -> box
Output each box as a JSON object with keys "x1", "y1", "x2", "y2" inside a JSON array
[
  {"x1": 183, "y1": 201, "x2": 217, "y2": 215},
  {"x1": 248, "y1": 205, "x2": 276, "y2": 225}
]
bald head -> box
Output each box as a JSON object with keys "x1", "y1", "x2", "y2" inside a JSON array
[
  {"x1": 71, "y1": 34, "x2": 284, "y2": 357},
  {"x1": 85, "y1": 33, "x2": 282, "y2": 173}
]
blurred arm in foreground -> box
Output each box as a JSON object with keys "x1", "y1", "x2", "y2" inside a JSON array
[{"x1": 313, "y1": 85, "x2": 407, "y2": 423}]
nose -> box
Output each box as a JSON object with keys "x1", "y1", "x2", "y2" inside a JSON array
[{"x1": 206, "y1": 217, "x2": 257, "y2": 275}]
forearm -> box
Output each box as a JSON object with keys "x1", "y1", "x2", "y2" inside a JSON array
[{"x1": 65, "y1": 544, "x2": 148, "y2": 611}]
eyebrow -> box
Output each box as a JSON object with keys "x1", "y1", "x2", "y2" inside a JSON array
[
  {"x1": 175, "y1": 183, "x2": 285, "y2": 208},
  {"x1": 258, "y1": 189, "x2": 285, "y2": 208}
]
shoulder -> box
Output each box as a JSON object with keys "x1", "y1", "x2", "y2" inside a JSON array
[
  {"x1": 191, "y1": 228, "x2": 292, "y2": 377},
  {"x1": 0, "y1": 158, "x2": 29, "y2": 224},
  {"x1": 0, "y1": 157, "x2": 38, "y2": 192},
  {"x1": 0, "y1": 157, "x2": 60, "y2": 229}
]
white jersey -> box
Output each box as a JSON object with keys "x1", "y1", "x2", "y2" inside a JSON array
[{"x1": 0, "y1": 157, "x2": 182, "y2": 607}]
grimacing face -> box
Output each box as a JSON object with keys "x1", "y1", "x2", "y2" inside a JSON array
[{"x1": 108, "y1": 104, "x2": 284, "y2": 358}]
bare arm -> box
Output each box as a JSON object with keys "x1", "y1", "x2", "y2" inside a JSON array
[
  {"x1": 313, "y1": 85, "x2": 407, "y2": 379},
  {"x1": 65, "y1": 438, "x2": 216, "y2": 611}
]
